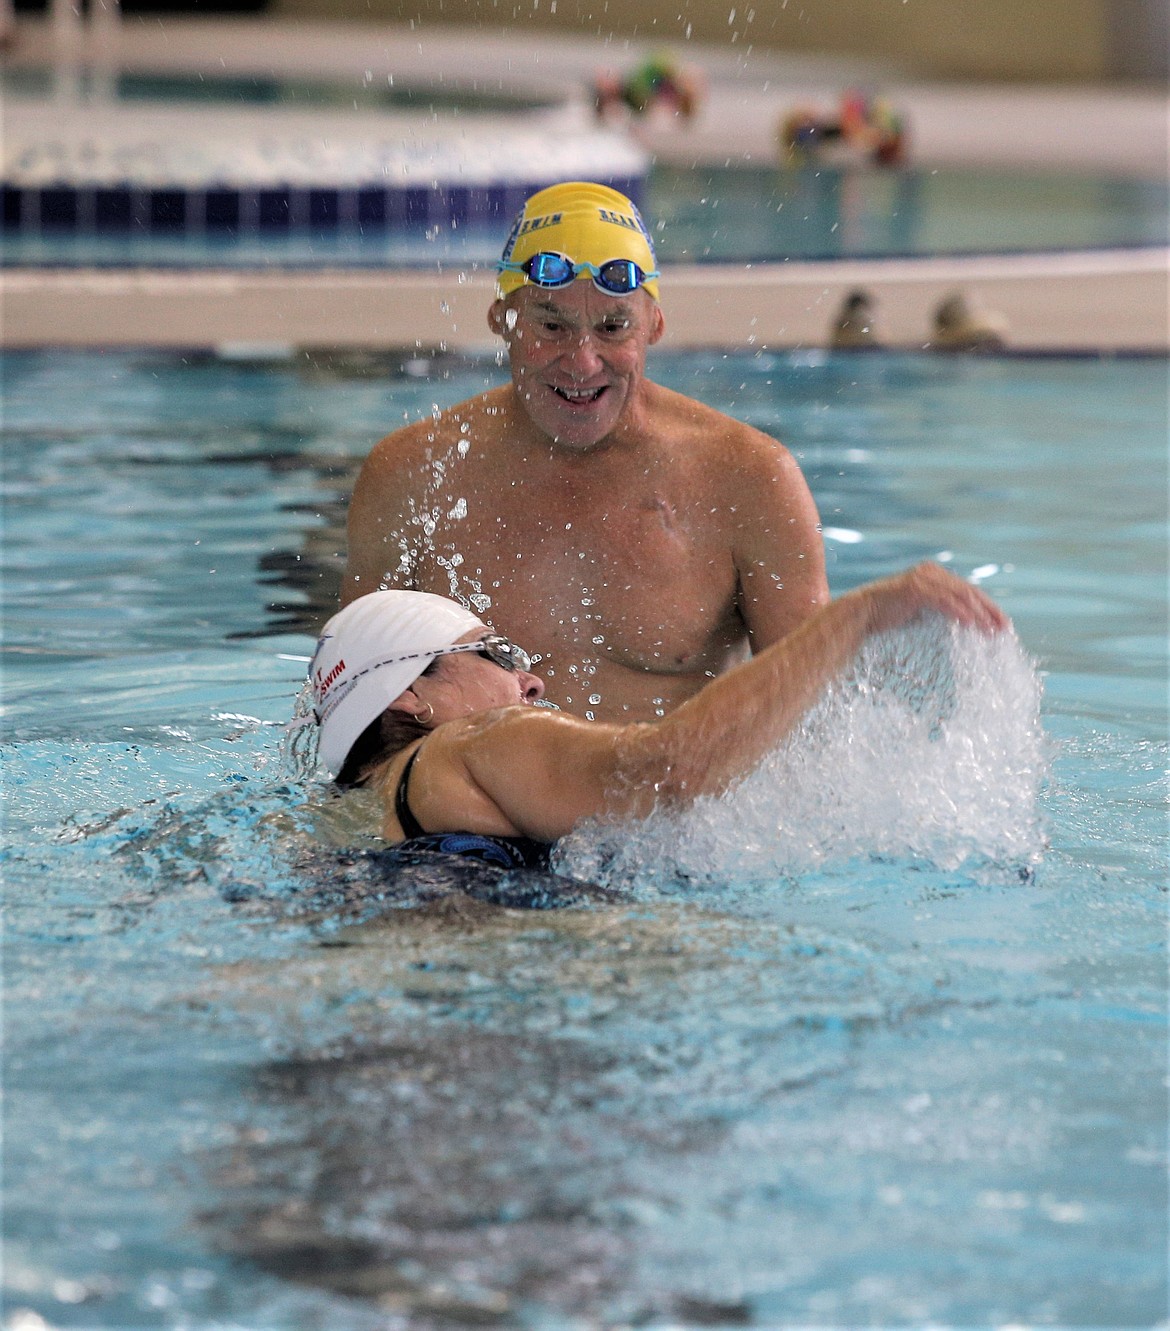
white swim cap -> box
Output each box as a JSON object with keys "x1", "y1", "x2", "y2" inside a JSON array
[{"x1": 309, "y1": 590, "x2": 484, "y2": 776}]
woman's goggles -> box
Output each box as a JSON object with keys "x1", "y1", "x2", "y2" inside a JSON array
[
  {"x1": 497, "y1": 252, "x2": 659, "y2": 296},
  {"x1": 429, "y1": 635, "x2": 533, "y2": 673},
  {"x1": 349, "y1": 635, "x2": 532, "y2": 680}
]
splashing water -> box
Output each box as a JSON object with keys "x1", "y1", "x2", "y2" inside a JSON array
[{"x1": 558, "y1": 619, "x2": 1047, "y2": 887}]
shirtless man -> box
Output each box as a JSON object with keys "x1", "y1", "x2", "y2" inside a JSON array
[{"x1": 343, "y1": 180, "x2": 829, "y2": 722}]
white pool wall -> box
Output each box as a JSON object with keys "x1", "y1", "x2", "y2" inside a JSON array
[{"x1": 6, "y1": 248, "x2": 1164, "y2": 355}]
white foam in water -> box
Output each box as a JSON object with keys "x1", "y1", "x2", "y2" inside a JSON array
[{"x1": 558, "y1": 619, "x2": 1048, "y2": 887}]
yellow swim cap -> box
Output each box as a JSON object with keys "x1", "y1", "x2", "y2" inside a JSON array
[{"x1": 497, "y1": 181, "x2": 660, "y2": 300}]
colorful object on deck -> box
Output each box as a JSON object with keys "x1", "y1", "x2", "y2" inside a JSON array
[
  {"x1": 780, "y1": 91, "x2": 907, "y2": 167},
  {"x1": 592, "y1": 54, "x2": 705, "y2": 123}
]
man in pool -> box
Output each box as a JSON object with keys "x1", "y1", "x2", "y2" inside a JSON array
[{"x1": 342, "y1": 180, "x2": 830, "y2": 723}]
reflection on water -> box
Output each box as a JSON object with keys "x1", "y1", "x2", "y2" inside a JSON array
[
  {"x1": 203, "y1": 984, "x2": 642, "y2": 1324},
  {"x1": 188, "y1": 841, "x2": 1164, "y2": 1327},
  {"x1": 191, "y1": 898, "x2": 982, "y2": 1326}
]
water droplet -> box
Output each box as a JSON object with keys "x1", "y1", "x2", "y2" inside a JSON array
[{"x1": 589, "y1": 694, "x2": 602, "y2": 705}]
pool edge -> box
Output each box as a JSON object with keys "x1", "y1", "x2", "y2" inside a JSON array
[{"x1": 2, "y1": 247, "x2": 1166, "y2": 354}]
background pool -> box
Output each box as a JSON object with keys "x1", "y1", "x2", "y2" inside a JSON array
[
  {"x1": 5, "y1": 164, "x2": 1167, "y2": 268},
  {"x1": 2, "y1": 348, "x2": 1166, "y2": 1327},
  {"x1": 1, "y1": 65, "x2": 561, "y2": 114}
]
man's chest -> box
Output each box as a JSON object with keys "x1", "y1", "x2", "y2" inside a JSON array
[
  {"x1": 411, "y1": 480, "x2": 741, "y2": 667},
  {"x1": 425, "y1": 479, "x2": 729, "y2": 593}
]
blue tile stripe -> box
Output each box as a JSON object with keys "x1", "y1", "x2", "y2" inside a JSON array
[{"x1": 1, "y1": 176, "x2": 645, "y2": 234}]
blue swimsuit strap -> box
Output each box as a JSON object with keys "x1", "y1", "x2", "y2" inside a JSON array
[
  {"x1": 392, "y1": 742, "x2": 552, "y2": 871},
  {"x1": 393, "y1": 743, "x2": 428, "y2": 839}
]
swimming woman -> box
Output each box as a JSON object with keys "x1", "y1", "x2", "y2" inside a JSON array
[{"x1": 308, "y1": 563, "x2": 1008, "y2": 867}]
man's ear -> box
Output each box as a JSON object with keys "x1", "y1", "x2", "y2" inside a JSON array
[
  {"x1": 487, "y1": 298, "x2": 510, "y2": 338},
  {"x1": 647, "y1": 300, "x2": 666, "y2": 346}
]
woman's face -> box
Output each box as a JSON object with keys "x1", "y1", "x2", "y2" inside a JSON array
[{"x1": 409, "y1": 629, "x2": 545, "y2": 724}]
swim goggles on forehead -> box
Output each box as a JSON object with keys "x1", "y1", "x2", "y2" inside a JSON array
[
  {"x1": 357, "y1": 634, "x2": 533, "y2": 680},
  {"x1": 428, "y1": 635, "x2": 532, "y2": 672},
  {"x1": 497, "y1": 252, "x2": 659, "y2": 295}
]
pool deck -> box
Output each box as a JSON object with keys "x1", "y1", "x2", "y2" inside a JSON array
[{"x1": 2, "y1": 17, "x2": 1168, "y2": 353}]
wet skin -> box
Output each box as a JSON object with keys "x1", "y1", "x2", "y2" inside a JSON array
[
  {"x1": 344, "y1": 281, "x2": 830, "y2": 722},
  {"x1": 394, "y1": 629, "x2": 546, "y2": 728}
]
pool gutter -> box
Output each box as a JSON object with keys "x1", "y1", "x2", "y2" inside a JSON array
[{"x1": 2, "y1": 247, "x2": 1166, "y2": 354}]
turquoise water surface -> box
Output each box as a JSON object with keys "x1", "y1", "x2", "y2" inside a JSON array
[{"x1": 2, "y1": 349, "x2": 1166, "y2": 1328}]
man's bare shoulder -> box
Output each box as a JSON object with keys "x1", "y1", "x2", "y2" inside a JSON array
[
  {"x1": 646, "y1": 382, "x2": 801, "y2": 470},
  {"x1": 364, "y1": 384, "x2": 512, "y2": 471},
  {"x1": 344, "y1": 386, "x2": 516, "y2": 602}
]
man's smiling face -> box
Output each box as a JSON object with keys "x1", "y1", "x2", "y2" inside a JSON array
[{"x1": 490, "y1": 280, "x2": 665, "y2": 451}]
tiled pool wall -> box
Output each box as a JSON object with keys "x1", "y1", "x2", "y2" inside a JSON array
[
  {"x1": 1, "y1": 176, "x2": 645, "y2": 236},
  {"x1": 2, "y1": 65, "x2": 646, "y2": 239}
]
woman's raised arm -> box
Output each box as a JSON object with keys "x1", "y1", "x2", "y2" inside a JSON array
[{"x1": 422, "y1": 563, "x2": 1008, "y2": 842}]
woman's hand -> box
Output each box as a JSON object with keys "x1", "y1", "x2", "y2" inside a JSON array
[{"x1": 861, "y1": 562, "x2": 1011, "y2": 637}]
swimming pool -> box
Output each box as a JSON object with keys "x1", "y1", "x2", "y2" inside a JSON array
[{"x1": 3, "y1": 349, "x2": 1166, "y2": 1326}]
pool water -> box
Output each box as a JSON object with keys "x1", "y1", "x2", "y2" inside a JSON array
[
  {"x1": 3, "y1": 349, "x2": 1166, "y2": 1327},
  {"x1": 2, "y1": 66, "x2": 559, "y2": 115},
  {"x1": 650, "y1": 163, "x2": 1170, "y2": 261}
]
